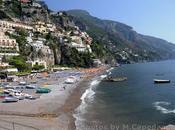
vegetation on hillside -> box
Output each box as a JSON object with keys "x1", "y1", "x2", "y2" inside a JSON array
[{"x1": 8, "y1": 56, "x2": 31, "y2": 72}]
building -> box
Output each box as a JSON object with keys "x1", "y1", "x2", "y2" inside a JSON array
[
  {"x1": 34, "y1": 21, "x2": 57, "y2": 34},
  {"x1": 0, "y1": 62, "x2": 9, "y2": 68},
  {"x1": 3, "y1": 68, "x2": 18, "y2": 73},
  {"x1": 93, "y1": 59, "x2": 102, "y2": 67},
  {"x1": 69, "y1": 42, "x2": 88, "y2": 52},
  {"x1": 34, "y1": 21, "x2": 47, "y2": 33},
  {"x1": 0, "y1": 32, "x2": 19, "y2": 56},
  {"x1": 0, "y1": 20, "x2": 33, "y2": 31},
  {"x1": 65, "y1": 36, "x2": 92, "y2": 53},
  {"x1": 27, "y1": 59, "x2": 47, "y2": 69},
  {"x1": 31, "y1": 39, "x2": 51, "y2": 54}
]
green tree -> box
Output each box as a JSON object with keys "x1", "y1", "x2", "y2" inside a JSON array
[
  {"x1": 0, "y1": 0, "x2": 3, "y2": 6},
  {"x1": 32, "y1": 64, "x2": 45, "y2": 70},
  {"x1": 8, "y1": 56, "x2": 31, "y2": 72}
]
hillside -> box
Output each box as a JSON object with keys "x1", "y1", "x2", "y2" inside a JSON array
[
  {"x1": 67, "y1": 10, "x2": 175, "y2": 63},
  {"x1": 1, "y1": 0, "x2": 175, "y2": 71}
]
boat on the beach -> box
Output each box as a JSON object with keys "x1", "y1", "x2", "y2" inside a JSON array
[
  {"x1": 0, "y1": 93, "x2": 8, "y2": 99},
  {"x1": 19, "y1": 81, "x2": 27, "y2": 85},
  {"x1": 36, "y1": 87, "x2": 51, "y2": 93},
  {"x1": 3, "y1": 89, "x2": 21, "y2": 94},
  {"x1": 3, "y1": 96, "x2": 19, "y2": 102},
  {"x1": 65, "y1": 76, "x2": 77, "y2": 84},
  {"x1": 26, "y1": 84, "x2": 37, "y2": 89},
  {"x1": 103, "y1": 76, "x2": 127, "y2": 82},
  {"x1": 154, "y1": 79, "x2": 170, "y2": 84}
]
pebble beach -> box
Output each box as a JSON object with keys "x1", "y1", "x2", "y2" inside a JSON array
[{"x1": 0, "y1": 67, "x2": 108, "y2": 130}]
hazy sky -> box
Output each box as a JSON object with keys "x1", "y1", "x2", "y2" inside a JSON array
[{"x1": 44, "y1": 0, "x2": 175, "y2": 43}]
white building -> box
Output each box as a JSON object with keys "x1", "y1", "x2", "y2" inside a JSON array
[
  {"x1": 31, "y1": 39, "x2": 51, "y2": 54},
  {"x1": 3, "y1": 68, "x2": 18, "y2": 73}
]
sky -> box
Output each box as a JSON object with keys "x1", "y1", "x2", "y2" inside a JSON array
[{"x1": 44, "y1": 0, "x2": 175, "y2": 43}]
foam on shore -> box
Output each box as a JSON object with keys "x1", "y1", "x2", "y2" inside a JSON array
[{"x1": 74, "y1": 71, "x2": 109, "y2": 130}]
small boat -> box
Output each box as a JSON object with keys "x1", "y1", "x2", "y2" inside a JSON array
[
  {"x1": 103, "y1": 77, "x2": 127, "y2": 82},
  {"x1": 154, "y1": 79, "x2": 170, "y2": 84},
  {"x1": 65, "y1": 77, "x2": 77, "y2": 84},
  {"x1": 36, "y1": 88, "x2": 51, "y2": 94},
  {"x1": 0, "y1": 93, "x2": 8, "y2": 99},
  {"x1": 25, "y1": 95, "x2": 37, "y2": 100},
  {"x1": 3, "y1": 96, "x2": 19, "y2": 103},
  {"x1": 19, "y1": 81, "x2": 27, "y2": 85},
  {"x1": 26, "y1": 85, "x2": 37, "y2": 89}
]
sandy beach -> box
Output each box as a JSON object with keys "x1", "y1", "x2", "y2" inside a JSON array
[{"x1": 0, "y1": 66, "x2": 108, "y2": 130}]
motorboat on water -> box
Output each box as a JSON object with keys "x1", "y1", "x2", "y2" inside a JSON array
[
  {"x1": 154, "y1": 79, "x2": 170, "y2": 84},
  {"x1": 103, "y1": 76, "x2": 127, "y2": 82}
]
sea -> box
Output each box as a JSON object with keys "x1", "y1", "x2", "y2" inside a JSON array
[{"x1": 74, "y1": 60, "x2": 175, "y2": 130}]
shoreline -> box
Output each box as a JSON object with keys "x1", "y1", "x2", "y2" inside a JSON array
[
  {"x1": 0, "y1": 66, "x2": 109, "y2": 130},
  {"x1": 58, "y1": 66, "x2": 110, "y2": 130}
]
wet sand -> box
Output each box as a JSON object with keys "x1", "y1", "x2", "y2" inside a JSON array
[{"x1": 0, "y1": 67, "x2": 108, "y2": 130}]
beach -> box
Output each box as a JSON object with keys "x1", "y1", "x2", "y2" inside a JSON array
[{"x1": 0, "y1": 66, "x2": 108, "y2": 130}]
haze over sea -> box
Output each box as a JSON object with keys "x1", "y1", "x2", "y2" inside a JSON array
[{"x1": 74, "y1": 60, "x2": 175, "y2": 130}]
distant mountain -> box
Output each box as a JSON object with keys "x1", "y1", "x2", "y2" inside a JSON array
[{"x1": 67, "y1": 9, "x2": 175, "y2": 63}]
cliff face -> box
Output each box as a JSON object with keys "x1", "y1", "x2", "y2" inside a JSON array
[{"x1": 67, "y1": 10, "x2": 175, "y2": 63}]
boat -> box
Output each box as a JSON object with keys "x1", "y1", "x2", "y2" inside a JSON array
[
  {"x1": 36, "y1": 88, "x2": 51, "y2": 94},
  {"x1": 154, "y1": 79, "x2": 170, "y2": 84},
  {"x1": 3, "y1": 89, "x2": 21, "y2": 94},
  {"x1": 3, "y1": 96, "x2": 19, "y2": 103},
  {"x1": 65, "y1": 76, "x2": 77, "y2": 84},
  {"x1": 19, "y1": 81, "x2": 27, "y2": 85},
  {"x1": 25, "y1": 95, "x2": 37, "y2": 100},
  {"x1": 0, "y1": 93, "x2": 8, "y2": 99},
  {"x1": 26, "y1": 85, "x2": 37, "y2": 89},
  {"x1": 103, "y1": 76, "x2": 127, "y2": 82}
]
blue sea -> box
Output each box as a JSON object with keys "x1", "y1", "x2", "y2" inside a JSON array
[{"x1": 74, "y1": 60, "x2": 175, "y2": 130}]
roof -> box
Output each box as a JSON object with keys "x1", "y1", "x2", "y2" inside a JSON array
[{"x1": 20, "y1": 0, "x2": 30, "y2": 3}]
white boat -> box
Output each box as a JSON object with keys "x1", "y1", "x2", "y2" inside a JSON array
[
  {"x1": 26, "y1": 85, "x2": 37, "y2": 89},
  {"x1": 4, "y1": 96, "x2": 19, "y2": 102},
  {"x1": 65, "y1": 77, "x2": 77, "y2": 84},
  {"x1": 3, "y1": 89, "x2": 21, "y2": 94},
  {"x1": 3, "y1": 85, "x2": 14, "y2": 89},
  {"x1": 19, "y1": 81, "x2": 27, "y2": 85},
  {"x1": 13, "y1": 92, "x2": 25, "y2": 100},
  {"x1": 25, "y1": 95, "x2": 36, "y2": 100},
  {"x1": 154, "y1": 79, "x2": 170, "y2": 84}
]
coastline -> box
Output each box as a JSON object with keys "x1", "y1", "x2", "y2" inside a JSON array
[
  {"x1": 0, "y1": 66, "x2": 109, "y2": 130},
  {"x1": 58, "y1": 66, "x2": 110, "y2": 130}
]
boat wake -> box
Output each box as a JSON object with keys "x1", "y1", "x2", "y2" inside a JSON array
[{"x1": 153, "y1": 101, "x2": 175, "y2": 114}]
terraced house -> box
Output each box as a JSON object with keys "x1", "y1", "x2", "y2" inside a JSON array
[
  {"x1": 0, "y1": 31, "x2": 19, "y2": 56},
  {"x1": 0, "y1": 20, "x2": 33, "y2": 31}
]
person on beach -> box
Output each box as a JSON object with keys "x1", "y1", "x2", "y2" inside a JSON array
[{"x1": 63, "y1": 86, "x2": 66, "y2": 90}]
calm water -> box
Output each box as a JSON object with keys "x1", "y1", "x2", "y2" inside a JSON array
[{"x1": 75, "y1": 60, "x2": 175, "y2": 130}]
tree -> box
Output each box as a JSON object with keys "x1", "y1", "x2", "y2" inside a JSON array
[
  {"x1": 32, "y1": 64, "x2": 45, "y2": 71},
  {"x1": 8, "y1": 56, "x2": 31, "y2": 72},
  {"x1": 0, "y1": 0, "x2": 3, "y2": 6}
]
